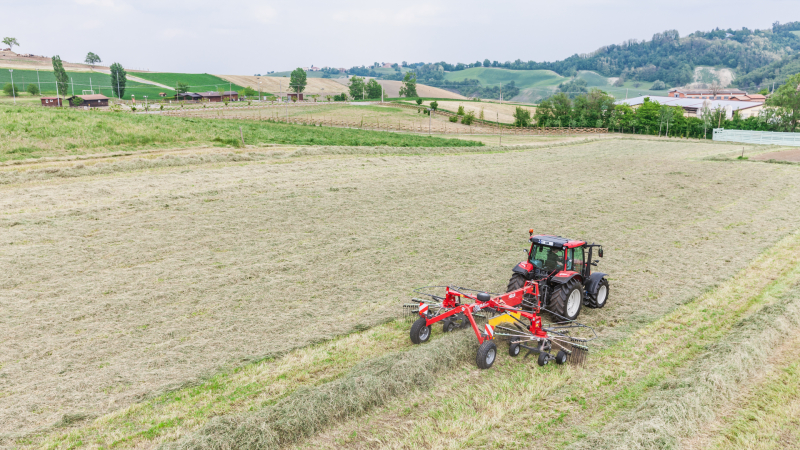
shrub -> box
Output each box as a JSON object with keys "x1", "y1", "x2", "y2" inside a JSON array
[
  {"x1": 415, "y1": 98, "x2": 423, "y2": 105},
  {"x1": 457, "y1": 105, "x2": 465, "y2": 116},
  {"x1": 651, "y1": 80, "x2": 667, "y2": 90},
  {"x1": 3, "y1": 83, "x2": 19, "y2": 96},
  {"x1": 430, "y1": 101, "x2": 438, "y2": 111},
  {"x1": 449, "y1": 115, "x2": 458, "y2": 123},
  {"x1": 462, "y1": 111, "x2": 475, "y2": 125},
  {"x1": 333, "y1": 93, "x2": 348, "y2": 101},
  {"x1": 27, "y1": 84, "x2": 40, "y2": 95}
]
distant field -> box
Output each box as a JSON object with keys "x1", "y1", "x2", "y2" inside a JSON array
[
  {"x1": 0, "y1": 69, "x2": 165, "y2": 100},
  {"x1": 577, "y1": 70, "x2": 608, "y2": 86},
  {"x1": 442, "y1": 67, "x2": 564, "y2": 90},
  {"x1": 132, "y1": 73, "x2": 246, "y2": 92}
]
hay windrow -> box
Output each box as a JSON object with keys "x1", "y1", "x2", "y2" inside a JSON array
[
  {"x1": 570, "y1": 281, "x2": 800, "y2": 450},
  {"x1": 166, "y1": 330, "x2": 476, "y2": 450}
]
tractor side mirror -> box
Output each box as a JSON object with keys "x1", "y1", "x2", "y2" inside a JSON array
[{"x1": 598, "y1": 248, "x2": 604, "y2": 258}]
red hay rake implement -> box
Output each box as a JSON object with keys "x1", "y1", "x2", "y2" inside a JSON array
[{"x1": 407, "y1": 282, "x2": 595, "y2": 369}]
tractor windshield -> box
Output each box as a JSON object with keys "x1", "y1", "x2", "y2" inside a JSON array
[{"x1": 529, "y1": 244, "x2": 564, "y2": 272}]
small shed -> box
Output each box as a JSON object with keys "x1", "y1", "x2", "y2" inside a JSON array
[
  {"x1": 221, "y1": 91, "x2": 239, "y2": 101},
  {"x1": 287, "y1": 93, "x2": 304, "y2": 101},
  {"x1": 41, "y1": 97, "x2": 63, "y2": 107},
  {"x1": 67, "y1": 94, "x2": 109, "y2": 108}
]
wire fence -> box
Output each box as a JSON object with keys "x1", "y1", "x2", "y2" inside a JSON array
[{"x1": 713, "y1": 128, "x2": 800, "y2": 146}]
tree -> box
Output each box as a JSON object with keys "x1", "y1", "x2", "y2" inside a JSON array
[
  {"x1": 430, "y1": 101, "x2": 438, "y2": 111},
  {"x1": 398, "y1": 71, "x2": 418, "y2": 97},
  {"x1": 110, "y1": 62, "x2": 127, "y2": 99},
  {"x1": 348, "y1": 76, "x2": 366, "y2": 100},
  {"x1": 767, "y1": 73, "x2": 800, "y2": 131},
  {"x1": 176, "y1": 82, "x2": 189, "y2": 94},
  {"x1": 513, "y1": 106, "x2": 531, "y2": 127},
  {"x1": 51, "y1": 55, "x2": 69, "y2": 99},
  {"x1": 700, "y1": 101, "x2": 713, "y2": 138},
  {"x1": 289, "y1": 68, "x2": 307, "y2": 95},
  {"x1": 2, "y1": 37, "x2": 19, "y2": 52},
  {"x1": 462, "y1": 111, "x2": 476, "y2": 125},
  {"x1": 651, "y1": 80, "x2": 666, "y2": 90},
  {"x1": 365, "y1": 78, "x2": 383, "y2": 99},
  {"x1": 84, "y1": 52, "x2": 102, "y2": 69},
  {"x1": 71, "y1": 96, "x2": 84, "y2": 107},
  {"x1": 415, "y1": 98, "x2": 423, "y2": 105},
  {"x1": 27, "y1": 83, "x2": 39, "y2": 95},
  {"x1": 483, "y1": 59, "x2": 491, "y2": 68}
]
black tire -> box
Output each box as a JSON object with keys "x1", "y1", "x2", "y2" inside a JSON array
[
  {"x1": 550, "y1": 279, "x2": 583, "y2": 321},
  {"x1": 537, "y1": 351, "x2": 549, "y2": 367},
  {"x1": 410, "y1": 317, "x2": 431, "y2": 344},
  {"x1": 586, "y1": 278, "x2": 610, "y2": 309},
  {"x1": 506, "y1": 273, "x2": 525, "y2": 292},
  {"x1": 509, "y1": 342, "x2": 521, "y2": 357},
  {"x1": 476, "y1": 340, "x2": 498, "y2": 369},
  {"x1": 442, "y1": 318, "x2": 458, "y2": 333},
  {"x1": 555, "y1": 350, "x2": 568, "y2": 365}
]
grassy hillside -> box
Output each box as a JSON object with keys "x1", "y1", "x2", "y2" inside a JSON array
[
  {"x1": 442, "y1": 67, "x2": 563, "y2": 89},
  {"x1": 0, "y1": 69, "x2": 165, "y2": 100},
  {"x1": 132, "y1": 72, "x2": 247, "y2": 92}
]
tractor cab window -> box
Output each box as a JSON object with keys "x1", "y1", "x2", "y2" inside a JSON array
[
  {"x1": 568, "y1": 247, "x2": 585, "y2": 274},
  {"x1": 529, "y1": 245, "x2": 564, "y2": 272}
]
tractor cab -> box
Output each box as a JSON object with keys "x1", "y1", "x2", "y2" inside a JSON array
[{"x1": 508, "y1": 231, "x2": 609, "y2": 321}]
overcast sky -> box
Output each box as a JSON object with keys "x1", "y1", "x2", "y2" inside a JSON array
[{"x1": 2, "y1": 0, "x2": 798, "y2": 75}]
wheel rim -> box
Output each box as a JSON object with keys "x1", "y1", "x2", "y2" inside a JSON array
[
  {"x1": 486, "y1": 347, "x2": 496, "y2": 365},
  {"x1": 597, "y1": 285, "x2": 607, "y2": 306},
  {"x1": 513, "y1": 345, "x2": 519, "y2": 355},
  {"x1": 567, "y1": 289, "x2": 581, "y2": 317},
  {"x1": 419, "y1": 326, "x2": 430, "y2": 341}
]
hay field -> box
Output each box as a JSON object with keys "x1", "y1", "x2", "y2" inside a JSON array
[
  {"x1": 4, "y1": 137, "x2": 800, "y2": 448},
  {"x1": 215, "y1": 75, "x2": 349, "y2": 96},
  {"x1": 415, "y1": 100, "x2": 535, "y2": 124},
  {"x1": 178, "y1": 103, "x2": 492, "y2": 132},
  {"x1": 374, "y1": 80, "x2": 467, "y2": 99}
]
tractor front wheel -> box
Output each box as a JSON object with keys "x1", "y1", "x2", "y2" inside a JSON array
[
  {"x1": 550, "y1": 280, "x2": 583, "y2": 321},
  {"x1": 410, "y1": 317, "x2": 431, "y2": 344},
  {"x1": 476, "y1": 340, "x2": 498, "y2": 369},
  {"x1": 586, "y1": 278, "x2": 610, "y2": 309}
]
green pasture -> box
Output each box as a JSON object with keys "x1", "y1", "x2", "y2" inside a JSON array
[
  {"x1": 0, "y1": 69, "x2": 165, "y2": 100},
  {"x1": 442, "y1": 67, "x2": 564, "y2": 90},
  {"x1": 132, "y1": 72, "x2": 247, "y2": 92}
]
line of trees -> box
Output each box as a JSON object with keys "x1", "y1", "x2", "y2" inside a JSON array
[{"x1": 531, "y1": 74, "x2": 800, "y2": 137}]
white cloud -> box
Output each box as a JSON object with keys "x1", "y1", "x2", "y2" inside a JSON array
[
  {"x1": 251, "y1": 5, "x2": 277, "y2": 24},
  {"x1": 74, "y1": 0, "x2": 126, "y2": 8},
  {"x1": 332, "y1": 4, "x2": 444, "y2": 25}
]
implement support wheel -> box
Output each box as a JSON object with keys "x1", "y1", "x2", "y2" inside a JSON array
[
  {"x1": 476, "y1": 340, "x2": 498, "y2": 369},
  {"x1": 410, "y1": 317, "x2": 431, "y2": 344}
]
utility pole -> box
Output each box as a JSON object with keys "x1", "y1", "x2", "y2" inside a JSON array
[
  {"x1": 500, "y1": 84, "x2": 502, "y2": 105},
  {"x1": 71, "y1": 77, "x2": 74, "y2": 96},
  {"x1": 428, "y1": 109, "x2": 431, "y2": 135},
  {"x1": 36, "y1": 68, "x2": 41, "y2": 94},
  {"x1": 9, "y1": 70, "x2": 15, "y2": 105}
]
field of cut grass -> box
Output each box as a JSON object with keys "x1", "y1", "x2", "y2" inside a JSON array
[
  {"x1": 3, "y1": 136, "x2": 800, "y2": 448},
  {"x1": 0, "y1": 68, "x2": 167, "y2": 100},
  {"x1": 442, "y1": 67, "x2": 564, "y2": 90},
  {"x1": 132, "y1": 72, "x2": 246, "y2": 92},
  {"x1": 0, "y1": 105, "x2": 481, "y2": 161}
]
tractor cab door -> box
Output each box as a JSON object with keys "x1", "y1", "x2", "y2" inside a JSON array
[{"x1": 567, "y1": 246, "x2": 585, "y2": 277}]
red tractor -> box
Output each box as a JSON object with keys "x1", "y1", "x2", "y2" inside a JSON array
[{"x1": 507, "y1": 231, "x2": 609, "y2": 321}]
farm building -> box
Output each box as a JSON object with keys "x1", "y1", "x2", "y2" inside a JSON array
[
  {"x1": 40, "y1": 97, "x2": 63, "y2": 107},
  {"x1": 667, "y1": 88, "x2": 748, "y2": 100},
  {"x1": 67, "y1": 94, "x2": 109, "y2": 108},
  {"x1": 287, "y1": 93, "x2": 305, "y2": 101},
  {"x1": 616, "y1": 96, "x2": 764, "y2": 119},
  {"x1": 177, "y1": 92, "x2": 202, "y2": 101},
  {"x1": 194, "y1": 91, "x2": 238, "y2": 102}
]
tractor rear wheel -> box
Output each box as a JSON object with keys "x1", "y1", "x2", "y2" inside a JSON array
[
  {"x1": 410, "y1": 317, "x2": 431, "y2": 344},
  {"x1": 550, "y1": 279, "x2": 583, "y2": 321},
  {"x1": 506, "y1": 273, "x2": 525, "y2": 292},
  {"x1": 586, "y1": 278, "x2": 609, "y2": 309}
]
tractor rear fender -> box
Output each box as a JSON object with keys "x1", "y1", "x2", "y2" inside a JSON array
[
  {"x1": 512, "y1": 261, "x2": 534, "y2": 278},
  {"x1": 585, "y1": 272, "x2": 608, "y2": 294},
  {"x1": 551, "y1": 271, "x2": 582, "y2": 285}
]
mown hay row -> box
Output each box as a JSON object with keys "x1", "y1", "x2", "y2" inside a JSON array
[
  {"x1": 571, "y1": 280, "x2": 800, "y2": 450},
  {"x1": 165, "y1": 330, "x2": 476, "y2": 450}
]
